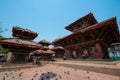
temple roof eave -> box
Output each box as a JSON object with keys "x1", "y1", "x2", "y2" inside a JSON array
[
  {"x1": 12, "y1": 26, "x2": 38, "y2": 40},
  {"x1": 39, "y1": 40, "x2": 51, "y2": 45},
  {"x1": 0, "y1": 38, "x2": 42, "y2": 53},
  {"x1": 52, "y1": 17, "x2": 119, "y2": 46},
  {"x1": 65, "y1": 12, "x2": 98, "y2": 32}
]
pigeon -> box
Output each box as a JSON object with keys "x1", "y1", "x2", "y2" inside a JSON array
[
  {"x1": 55, "y1": 78, "x2": 58, "y2": 80},
  {"x1": 3, "y1": 76, "x2": 5, "y2": 80},
  {"x1": 35, "y1": 73, "x2": 38, "y2": 75},
  {"x1": 41, "y1": 73, "x2": 44, "y2": 76},
  {"x1": 6, "y1": 75, "x2": 9, "y2": 77},
  {"x1": 46, "y1": 76, "x2": 49, "y2": 79},
  {"x1": 40, "y1": 77, "x2": 44, "y2": 80},
  {"x1": 59, "y1": 75, "x2": 62, "y2": 79},
  {"x1": 12, "y1": 76, "x2": 14, "y2": 78},
  {"x1": 64, "y1": 71, "x2": 66, "y2": 74},
  {"x1": 19, "y1": 73, "x2": 22, "y2": 77},
  {"x1": 74, "y1": 69, "x2": 77, "y2": 71},
  {"x1": 5, "y1": 73, "x2": 7, "y2": 75},
  {"x1": 87, "y1": 71, "x2": 89, "y2": 73},
  {"x1": 47, "y1": 72, "x2": 50, "y2": 74},
  {"x1": 67, "y1": 71, "x2": 70, "y2": 75},
  {"x1": 87, "y1": 76, "x2": 90, "y2": 79},
  {"x1": 33, "y1": 75, "x2": 36, "y2": 78},
  {"x1": 10, "y1": 72, "x2": 12, "y2": 75}
]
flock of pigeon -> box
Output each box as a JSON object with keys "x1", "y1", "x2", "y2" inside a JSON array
[
  {"x1": 0, "y1": 68, "x2": 72, "y2": 80},
  {"x1": 0, "y1": 64, "x2": 119, "y2": 80},
  {"x1": 1, "y1": 69, "x2": 72, "y2": 80}
]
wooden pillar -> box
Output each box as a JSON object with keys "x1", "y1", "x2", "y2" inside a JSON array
[
  {"x1": 25, "y1": 55, "x2": 29, "y2": 62},
  {"x1": 65, "y1": 49, "x2": 71, "y2": 59},
  {"x1": 99, "y1": 42, "x2": 109, "y2": 59},
  {"x1": 73, "y1": 50, "x2": 77, "y2": 59},
  {"x1": 102, "y1": 46, "x2": 109, "y2": 59}
]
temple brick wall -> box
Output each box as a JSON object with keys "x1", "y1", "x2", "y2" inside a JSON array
[{"x1": 90, "y1": 43, "x2": 103, "y2": 59}]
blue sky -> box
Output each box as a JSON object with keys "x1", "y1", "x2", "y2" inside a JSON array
[{"x1": 0, "y1": 0, "x2": 120, "y2": 42}]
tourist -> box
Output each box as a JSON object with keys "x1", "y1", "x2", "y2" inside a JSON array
[{"x1": 63, "y1": 54, "x2": 66, "y2": 60}]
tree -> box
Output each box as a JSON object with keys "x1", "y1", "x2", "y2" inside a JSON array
[
  {"x1": 0, "y1": 24, "x2": 8, "y2": 54},
  {"x1": 0, "y1": 35, "x2": 9, "y2": 54},
  {"x1": 0, "y1": 24, "x2": 7, "y2": 35},
  {"x1": 0, "y1": 35, "x2": 3, "y2": 39},
  {"x1": 0, "y1": 46, "x2": 9, "y2": 54}
]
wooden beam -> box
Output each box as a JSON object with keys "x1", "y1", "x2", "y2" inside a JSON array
[
  {"x1": 65, "y1": 39, "x2": 103, "y2": 48},
  {"x1": 100, "y1": 41, "x2": 109, "y2": 48},
  {"x1": 86, "y1": 16, "x2": 90, "y2": 24},
  {"x1": 80, "y1": 34, "x2": 85, "y2": 42},
  {"x1": 70, "y1": 39, "x2": 72, "y2": 44},
  {"x1": 94, "y1": 29, "x2": 101, "y2": 36},
  {"x1": 98, "y1": 26, "x2": 108, "y2": 39},
  {"x1": 73, "y1": 18, "x2": 90, "y2": 32},
  {"x1": 76, "y1": 37, "x2": 80, "y2": 43},
  {"x1": 110, "y1": 25, "x2": 119, "y2": 41},
  {"x1": 90, "y1": 33, "x2": 96, "y2": 39},
  {"x1": 9, "y1": 49, "x2": 31, "y2": 53}
]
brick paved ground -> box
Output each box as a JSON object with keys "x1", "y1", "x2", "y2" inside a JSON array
[
  {"x1": 53, "y1": 60, "x2": 120, "y2": 76},
  {"x1": 0, "y1": 61, "x2": 120, "y2": 80}
]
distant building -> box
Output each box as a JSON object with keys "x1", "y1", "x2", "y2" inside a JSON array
[
  {"x1": 108, "y1": 42, "x2": 120, "y2": 60},
  {"x1": 39, "y1": 40, "x2": 51, "y2": 47},
  {"x1": 51, "y1": 46, "x2": 65, "y2": 58}
]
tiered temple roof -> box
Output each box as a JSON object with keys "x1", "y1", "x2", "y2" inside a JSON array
[
  {"x1": 32, "y1": 49, "x2": 54, "y2": 55},
  {"x1": 65, "y1": 12, "x2": 98, "y2": 32},
  {"x1": 0, "y1": 27, "x2": 42, "y2": 53},
  {"x1": 51, "y1": 46, "x2": 65, "y2": 51},
  {"x1": 12, "y1": 26, "x2": 38, "y2": 40},
  {"x1": 52, "y1": 13, "x2": 120, "y2": 49},
  {"x1": 39, "y1": 40, "x2": 51, "y2": 46},
  {"x1": 0, "y1": 38, "x2": 42, "y2": 53}
]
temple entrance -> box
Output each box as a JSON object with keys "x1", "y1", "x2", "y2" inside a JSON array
[
  {"x1": 65, "y1": 43, "x2": 104, "y2": 59},
  {"x1": 13, "y1": 54, "x2": 29, "y2": 63},
  {"x1": 6, "y1": 52, "x2": 29, "y2": 63}
]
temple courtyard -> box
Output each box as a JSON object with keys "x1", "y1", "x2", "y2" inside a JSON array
[{"x1": 0, "y1": 60, "x2": 120, "y2": 80}]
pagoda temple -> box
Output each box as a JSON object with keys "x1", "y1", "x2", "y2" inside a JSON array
[
  {"x1": 39, "y1": 40, "x2": 51, "y2": 47},
  {"x1": 51, "y1": 46, "x2": 65, "y2": 58},
  {"x1": 52, "y1": 13, "x2": 120, "y2": 59},
  {"x1": 0, "y1": 27, "x2": 42, "y2": 63}
]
